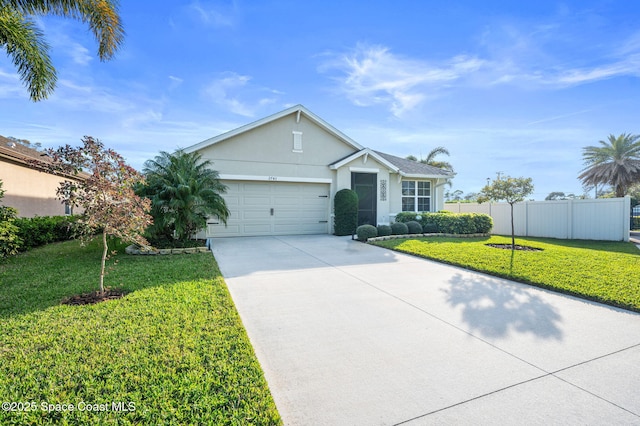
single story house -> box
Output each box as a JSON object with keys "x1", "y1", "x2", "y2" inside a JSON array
[
  {"x1": 184, "y1": 105, "x2": 452, "y2": 238},
  {"x1": 0, "y1": 136, "x2": 82, "y2": 217}
]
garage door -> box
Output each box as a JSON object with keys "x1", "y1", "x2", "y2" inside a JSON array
[{"x1": 207, "y1": 181, "x2": 330, "y2": 237}]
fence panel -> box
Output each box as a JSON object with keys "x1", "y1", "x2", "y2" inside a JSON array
[{"x1": 443, "y1": 196, "x2": 630, "y2": 241}]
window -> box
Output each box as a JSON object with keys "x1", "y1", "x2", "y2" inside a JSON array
[
  {"x1": 64, "y1": 203, "x2": 73, "y2": 215},
  {"x1": 401, "y1": 181, "x2": 431, "y2": 212}
]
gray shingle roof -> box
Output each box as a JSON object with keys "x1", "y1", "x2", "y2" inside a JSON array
[{"x1": 373, "y1": 150, "x2": 451, "y2": 176}]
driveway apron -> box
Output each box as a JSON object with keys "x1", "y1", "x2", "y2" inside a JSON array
[{"x1": 212, "y1": 235, "x2": 640, "y2": 425}]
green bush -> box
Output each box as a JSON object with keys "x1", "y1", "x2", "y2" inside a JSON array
[
  {"x1": 356, "y1": 224, "x2": 377, "y2": 241},
  {"x1": 0, "y1": 206, "x2": 21, "y2": 258},
  {"x1": 334, "y1": 189, "x2": 359, "y2": 236},
  {"x1": 395, "y1": 212, "x2": 492, "y2": 234},
  {"x1": 423, "y1": 223, "x2": 438, "y2": 233},
  {"x1": 377, "y1": 224, "x2": 392, "y2": 236},
  {"x1": 391, "y1": 222, "x2": 408, "y2": 235},
  {"x1": 14, "y1": 215, "x2": 81, "y2": 250},
  {"x1": 394, "y1": 212, "x2": 418, "y2": 223},
  {"x1": 406, "y1": 221, "x2": 423, "y2": 234}
]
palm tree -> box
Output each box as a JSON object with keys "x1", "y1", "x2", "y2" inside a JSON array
[
  {"x1": 0, "y1": 0, "x2": 124, "y2": 101},
  {"x1": 407, "y1": 146, "x2": 455, "y2": 186},
  {"x1": 578, "y1": 133, "x2": 640, "y2": 197},
  {"x1": 142, "y1": 150, "x2": 230, "y2": 244}
]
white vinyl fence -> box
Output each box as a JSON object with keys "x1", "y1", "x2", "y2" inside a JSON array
[{"x1": 444, "y1": 196, "x2": 631, "y2": 242}]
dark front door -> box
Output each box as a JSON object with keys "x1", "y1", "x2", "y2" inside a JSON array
[{"x1": 351, "y1": 172, "x2": 377, "y2": 226}]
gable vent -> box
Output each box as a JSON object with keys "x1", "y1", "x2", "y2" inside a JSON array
[{"x1": 292, "y1": 131, "x2": 302, "y2": 153}]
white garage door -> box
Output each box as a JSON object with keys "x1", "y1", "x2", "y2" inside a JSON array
[{"x1": 207, "y1": 180, "x2": 330, "y2": 237}]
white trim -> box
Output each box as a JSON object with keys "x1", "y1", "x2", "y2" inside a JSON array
[
  {"x1": 401, "y1": 172, "x2": 452, "y2": 179},
  {"x1": 330, "y1": 148, "x2": 400, "y2": 172},
  {"x1": 219, "y1": 174, "x2": 332, "y2": 184},
  {"x1": 184, "y1": 105, "x2": 363, "y2": 153},
  {"x1": 349, "y1": 167, "x2": 380, "y2": 173}
]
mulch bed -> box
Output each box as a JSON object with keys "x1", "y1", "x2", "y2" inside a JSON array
[
  {"x1": 485, "y1": 243, "x2": 543, "y2": 252},
  {"x1": 62, "y1": 289, "x2": 128, "y2": 306}
]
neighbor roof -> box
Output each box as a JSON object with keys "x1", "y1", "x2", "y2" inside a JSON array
[{"x1": 0, "y1": 135, "x2": 49, "y2": 165}]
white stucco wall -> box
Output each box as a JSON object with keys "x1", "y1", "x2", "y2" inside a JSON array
[{"x1": 197, "y1": 113, "x2": 356, "y2": 181}]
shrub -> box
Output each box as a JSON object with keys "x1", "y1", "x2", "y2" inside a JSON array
[
  {"x1": 0, "y1": 206, "x2": 21, "y2": 258},
  {"x1": 394, "y1": 212, "x2": 418, "y2": 223},
  {"x1": 14, "y1": 215, "x2": 81, "y2": 250},
  {"x1": 356, "y1": 224, "x2": 377, "y2": 241},
  {"x1": 471, "y1": 213, "x2": 493, "y2": 234},
  {"x1": 334, "y1": 189, "x2": 359, "y2": 236},
  {"x1": 377, "y1": 224, "x2": 392, "y2": 236},
  {"x1": 406, "y1": 221, "x2": 423, "y2": 234},
  {"x1": 422, "y1": 222, "x2": 438, "y2": 233},
  {"x1": 391, "y1": 222, "x2": 408, "y2": 235}
]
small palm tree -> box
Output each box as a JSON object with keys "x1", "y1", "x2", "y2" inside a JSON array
[
  {"x1": 578, "y1": 133, "x2": 640, "y2": 197},
  {"x1": 142, "y1": 150, "x2": 229, "y2": 243},
  {"x1": 0, "y1": 0, "x2": 124, "y2": 101}
]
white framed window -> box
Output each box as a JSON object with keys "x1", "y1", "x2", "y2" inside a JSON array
[{"x1": 401, "y1": 180, "x2": 431, "y2": 212}]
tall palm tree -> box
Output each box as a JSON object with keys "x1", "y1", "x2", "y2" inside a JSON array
[
  {"x1": 578, "y1": 133, "x2": 640, "y2": 197},
  {"x1": 142, "y1": 150, "x2": 230, "y2": 243},
  {"x1": 0, "y1": 0, "x2": 124, "y2": 101}
]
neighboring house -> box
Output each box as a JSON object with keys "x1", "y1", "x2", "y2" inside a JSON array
[
  {"x1": 184, "y1": 105, "x2": 452, "y2": 238},
  {"x1": 0, "y1": 136, "x2": 81, "y2": 217}
]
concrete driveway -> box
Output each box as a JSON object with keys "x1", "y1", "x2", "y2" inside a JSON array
[{"x1": 212, "y1": 235, "x2": 640, "y2": 425}]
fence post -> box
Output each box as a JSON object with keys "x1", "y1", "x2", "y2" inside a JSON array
[
  {"x1": 624, "y1": 195, "x2": 631, "y2": 242},
  {"x1": 567, "y1": 198, "x2": 573, "y2": 240}
]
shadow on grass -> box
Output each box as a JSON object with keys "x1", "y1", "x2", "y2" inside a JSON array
[
  {"x1": 0, "y1": 238, "x2": 220, "y2": 319},
  {"x1": 444, "y1": 272, "x2": 563, "y2": 340}
]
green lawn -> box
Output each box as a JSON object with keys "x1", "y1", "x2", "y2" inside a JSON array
[
  {"x1": 372, "y1": 235, "x2": 640, "y2": 312},
  {"x1": 0, "y1": 239, "x2": 281, "y2": 425}
]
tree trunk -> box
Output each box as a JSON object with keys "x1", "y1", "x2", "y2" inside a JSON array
[
  {"x1": 99, "y1": 229, "x2": 108, "y2": 294},
  {"x1": 510, "y1": 202, "x2": 515, "y2": 250}
]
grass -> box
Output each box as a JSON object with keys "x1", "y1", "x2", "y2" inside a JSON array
[
  {"x1": 0, "y1": 239, "x2": 281, "y2": 425},
  {"x1": 372, "y1": 235, "x2": 640, "y2": 312}
]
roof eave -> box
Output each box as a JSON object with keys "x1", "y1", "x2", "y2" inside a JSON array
[{"x1": 185, "y1": 104, "x2": 364, "y2": 153}]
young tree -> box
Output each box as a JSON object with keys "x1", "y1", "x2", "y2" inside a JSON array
[
  {"x1": 478, "y1": 175, "x2": 534, "y2": 250},
  {"x1": 0, "y1": 0, "x2": 124, "y2": 101},
  {"x1": 29, "y1": 136, "x2": 152, "y2": 294}
]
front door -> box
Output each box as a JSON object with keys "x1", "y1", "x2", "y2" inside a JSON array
[{"x1": 351, "y1": 172, "x2": 377, "y2": 226}]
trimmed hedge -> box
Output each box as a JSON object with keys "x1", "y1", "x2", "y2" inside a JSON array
[
  {"x1": 406, "y1": 221, "x2": 423, "y2": 234},
  {"x1": 13, "y1": 215, "x2": 82, "y2": 251},
  {"x1": 394, "y1": 212, "x2": 493, "y2": 234},
  {"x1": 377, "y1": 224, "x2": 392, "y2": 236},
  {"x1": 391, "y1": 222, "x2": 408, "y2": 235},
  {"x1": 334, "y1": 189, "x2": 359, "y2": 236},
  {"x1": 356, "y1": 224, "x2": 377, "y2": 241}
]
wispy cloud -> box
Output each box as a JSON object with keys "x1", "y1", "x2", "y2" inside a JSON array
[
  {"x1": 320, "y1": 44, "x2": 485, "y2": 117},
  {"x1": 188, "y1": 0, "x2": 238, "y2": 27},
  {"x1": 203, "y1": 72, "x2": 280, "y2": 117}
]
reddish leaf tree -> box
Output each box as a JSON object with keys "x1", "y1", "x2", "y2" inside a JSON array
[{"x1": 29, "y1": 136, "x2": 152, "y2": 293}]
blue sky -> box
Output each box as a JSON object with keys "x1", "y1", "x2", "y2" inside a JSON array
[{"x1": 2, "y1": 0, "x2": 640, "y2": 199}]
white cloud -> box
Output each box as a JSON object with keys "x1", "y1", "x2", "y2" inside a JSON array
[
  {"x1": 69, "y1": 43, "x2": 92, "y2": 66},
  {"x1": 189, "y1": 1, "x2": 238, "y2": 27},
  {"x1": 203, "y1": 72, "x2": 279, "y2": 117},
  {"x1": 320, "y1": 44, "x2": 485, "y2": 117}
]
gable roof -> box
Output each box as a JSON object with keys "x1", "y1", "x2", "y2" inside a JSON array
[
  {"x1": 330, "y1": 148, "x2": 452, "y2": 178},
  {"x1": 373, "y1": 151, "x2": 452, "y2": 178},
  {"x1": 184, "y1": 104, "x2": 364, "y2": 153}
]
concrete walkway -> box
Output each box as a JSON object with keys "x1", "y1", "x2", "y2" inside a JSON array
[{"x1": 212, "y1": 235, "x2": 640, "y2": 425}]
